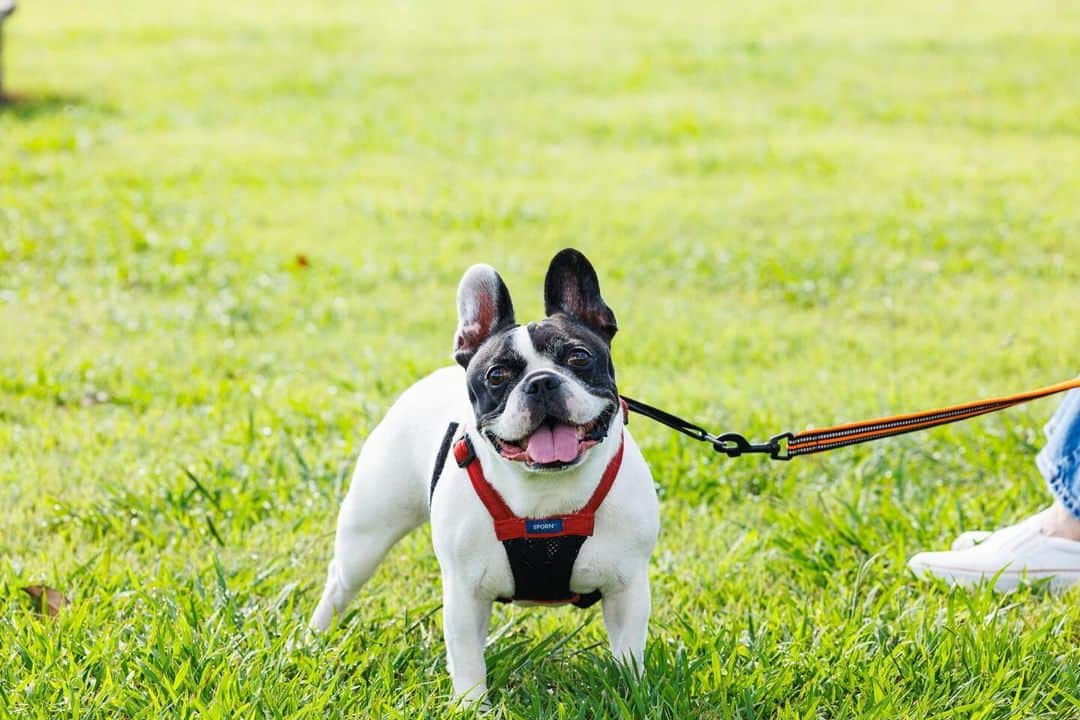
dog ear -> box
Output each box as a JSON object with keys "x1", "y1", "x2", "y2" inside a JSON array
[
  {"x1": 543, "y1": 249, "x2": 617, "y2": 342},
  {"x1": 454, "y1": 264, "x2": 516, "y2": 368}
]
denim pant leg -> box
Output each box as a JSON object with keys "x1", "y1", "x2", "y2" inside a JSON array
[{"x1": 1037, "y1": 389, "x2": 1080, "y2": 520}]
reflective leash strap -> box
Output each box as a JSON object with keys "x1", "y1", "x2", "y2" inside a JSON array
[
  {"x1": 786, "y1": 377, "x2": 1080, "y2": 458},
  {"x1": 621, "y1": 377, "x2": 1080, "y2": 461}
]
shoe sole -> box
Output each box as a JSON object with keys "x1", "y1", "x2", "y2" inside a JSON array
[{"x1": 909, "y1": 561, "x2": 1080, "y2": 593}]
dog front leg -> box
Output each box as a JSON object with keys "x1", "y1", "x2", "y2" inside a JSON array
[
  {"x1": 601, "y1": 572, "x2": 651, "y2": 671},
  {"x1": 442, "y1": 577, "x2": 492, "y2": 702}
]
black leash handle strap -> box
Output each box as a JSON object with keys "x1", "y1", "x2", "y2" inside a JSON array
[{"x1": 621, "y1": 377, "x2": 1080, "y2": 461}]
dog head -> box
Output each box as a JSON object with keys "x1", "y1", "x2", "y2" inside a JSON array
[{"x1": 453, "y1": 249, "x2": 620, "y2": 472}]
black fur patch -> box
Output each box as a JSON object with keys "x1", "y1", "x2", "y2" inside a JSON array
[
  {"x1": 526, "y1": 317, "x2": 617, "y2": 400},
  {"x1": 464, "y1": 327, "x2": 527, "y2": 425}
]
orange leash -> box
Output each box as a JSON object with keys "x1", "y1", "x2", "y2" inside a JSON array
[{"x1": 622, "y1": 377, "x2": 1080, "y2": 461}]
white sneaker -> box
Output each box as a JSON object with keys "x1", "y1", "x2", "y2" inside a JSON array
[
  {"x1": 950, "y1": 530, "x2": 992, "y2": 550},
  {"x1": 908, "y1": 514, "x2": 1080, "y2": 592}
]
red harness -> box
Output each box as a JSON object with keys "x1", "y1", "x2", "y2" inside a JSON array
[
  {"x1": 452, "y1": 434, "x2": 623, "y2": 542},
  {"x1": 449, "y1": 403, "x2": 627, "y2": 607}
]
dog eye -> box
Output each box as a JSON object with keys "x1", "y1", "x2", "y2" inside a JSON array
[
  {"x1": 566, "y1": 348, "x2": 592, "y2": 368},
  {"x1": 486, "y1": 365, "x2": 511, "y2": 387}
]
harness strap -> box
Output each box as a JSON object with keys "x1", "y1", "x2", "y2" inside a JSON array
[
  {"x1": 453, "y1": 432, "x2": 625, "y2": 541},
  {"x1": 429, "y1": 422, "x2": 460, "y2": 503}
]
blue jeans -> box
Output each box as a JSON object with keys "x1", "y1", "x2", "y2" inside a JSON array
[{"x1": 1038, "y1": 389, "x2": 1080, "y2": 520}]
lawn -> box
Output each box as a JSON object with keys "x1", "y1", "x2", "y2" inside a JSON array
[{"x1": 3, "y1": 0, "x2": 1080, "y2": 717}]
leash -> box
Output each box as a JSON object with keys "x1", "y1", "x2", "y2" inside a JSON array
[{"x1": 621, "y1": 377, "x2": 1080, "y2": 461}]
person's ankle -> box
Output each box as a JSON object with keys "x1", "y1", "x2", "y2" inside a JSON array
[{"x1": 1039, "y1": 502, "x2": 1080, "y2": 541}]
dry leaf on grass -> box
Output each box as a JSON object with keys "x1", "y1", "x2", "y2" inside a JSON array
[{"x1": 21, "y1": 585, "x2": 70, "y2": 617}]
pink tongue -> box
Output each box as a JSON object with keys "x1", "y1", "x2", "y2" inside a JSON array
[{"x1": 525, "y1": 424, "x2": 580, "y2": 464}]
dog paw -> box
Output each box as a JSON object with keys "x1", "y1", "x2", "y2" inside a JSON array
[{"x1": 451, "y1": 687, "x2": 492, "y2": 714}]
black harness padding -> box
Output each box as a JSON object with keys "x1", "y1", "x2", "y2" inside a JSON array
[
  {"x1": 429, "y1": 422, "x2": 460, "y2": 503},
  {"x1": 430, "y1": 422, "x2": 616, "y2": 609},
  {"x1": 499, "y1": 536, "x2": 602, "y2": 608}
]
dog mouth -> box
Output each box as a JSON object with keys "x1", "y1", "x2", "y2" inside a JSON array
[{"x1": 484, "y1": 403, "x2": 616, "y2": 471}]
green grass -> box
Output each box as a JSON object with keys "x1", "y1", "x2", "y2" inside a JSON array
[{"x1": 3, "y1": 0, "x2": 1080, "y2": 716}]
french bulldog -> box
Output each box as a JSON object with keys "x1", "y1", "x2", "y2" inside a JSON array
[{"x1": 310, "y1": 248, "x2": 659, "y2": 701}]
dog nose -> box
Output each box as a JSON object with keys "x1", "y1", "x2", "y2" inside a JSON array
[{"x1": 524, "y1": 372, "x2": 563, "y2": 396}]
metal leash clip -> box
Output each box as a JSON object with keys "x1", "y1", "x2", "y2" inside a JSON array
[{"x1": 711, "y1": 432, "x2": 794, "y2": 461}]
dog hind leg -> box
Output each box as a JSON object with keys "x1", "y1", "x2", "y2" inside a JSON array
[{"x1": 310, "y1": 435, "x2": 428, "y2": 630}]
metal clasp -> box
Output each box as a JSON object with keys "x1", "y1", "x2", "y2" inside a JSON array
[{"x1": 711, "y1": 431, "x2": 794, "y2": 461}]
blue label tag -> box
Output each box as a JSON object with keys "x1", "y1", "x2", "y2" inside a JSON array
[{"x1": 525, "y1": 518, "x2": 564, "y2": 534}]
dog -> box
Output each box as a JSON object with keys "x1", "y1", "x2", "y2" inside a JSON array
[{"x1": 310, "y1": 248, "x2": 659, "y2": 701}]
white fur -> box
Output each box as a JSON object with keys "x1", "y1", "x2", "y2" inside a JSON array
[{"x1": 310, "y1": 363, "x2": 660, "y2": 702}]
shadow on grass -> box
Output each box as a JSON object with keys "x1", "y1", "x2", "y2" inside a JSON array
[{"x1": 0, "y1": 91, "x2": 103, "y2": 119}]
